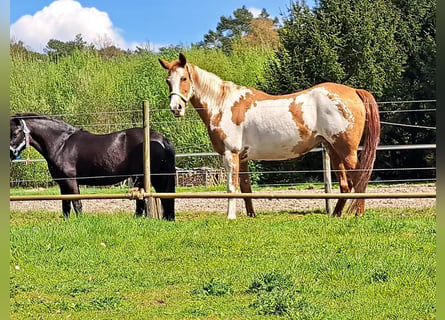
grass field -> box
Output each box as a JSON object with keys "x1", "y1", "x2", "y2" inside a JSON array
[{"x1": 10, "y1": 207, "x2": 435, "y2": 319}]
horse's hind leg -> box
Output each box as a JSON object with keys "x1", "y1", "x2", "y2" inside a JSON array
[
  {"x1": 331, "y1": 163, "x2": 352, "y2": 217},
  {"x1": 61, "y1": 200, "x2": 71, "y2": 219},
  {"x1": 72, "y1": 200, "x2": 83, "y2": 216},
  {"x1": 325, "y1": 145, "x2": 357, "y2": 217},
  {"x1": 58, "y1": 180, "x2": 81, "y2": 218},
  {"x1": 239, "y1": 161, "x2": 255, "y2": 217},
  {"x1": 135, "y1": 199, "x2": 145, "y2": 217},
  {"x1": 132, "y1": 176, "x2": 146, "y2": 217}
]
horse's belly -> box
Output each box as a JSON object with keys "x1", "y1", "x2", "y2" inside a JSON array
[{"x1": 243, "y1": 133, "x2": 313, "y2": 161}]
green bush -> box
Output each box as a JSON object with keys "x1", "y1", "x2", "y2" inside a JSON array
[
  {"x1": 191, "y1": 278, "x2": 233, "y2": 297},
  {"x1": 248, "y1": 271, "x2": 322, "y2": 318}
]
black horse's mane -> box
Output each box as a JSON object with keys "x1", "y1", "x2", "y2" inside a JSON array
[{"x1": 11, "y1": 112, "x2": 79, "y2": 133}]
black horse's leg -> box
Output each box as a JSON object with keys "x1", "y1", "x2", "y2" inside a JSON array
[
  {"x1": 151, "y1": 173, "x2": 175, "y2": 221},
  {"x1": 135, "y1": 199, "x2": 145, "y2": 217},
  {"x1": 58, "y1": 182, "x2": 72, "y2": 219},
  {"x1": 133, "y1": 176, "x2": 145, "y2": 217},
  {"x1": 58, "y1": 179, "x2": 81, "y2": 218},
  {"x1": 72, "y1": 199, "x2": 83, "y2": 216},
  {"x1": 61, "y1": 199, "x2": 71, "y2": 219}
]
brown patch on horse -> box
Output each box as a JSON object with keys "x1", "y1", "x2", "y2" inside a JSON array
[
  {"x1": 209, "y1": 128, "x2": 227, "y2": 155},
  {"x1": 288, "y1": 101, "x2": 311, "y2": 139},
  {"x1": 211, "y1": 111, "x2": 223, "y2": 127},
  {"x1": 217, "y1": 83, "x2": 231, "y2": 106},
  {"x1": 190, "y1": 98, "x2": 226, "y2": 155},
  {"x1": 191, "y1": 97, "x2": 210, "y2": 123},
  {"x1": 231, "y1": 92, "x2": 256, "y2": 126}
]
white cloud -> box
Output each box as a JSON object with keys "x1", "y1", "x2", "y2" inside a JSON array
[{"x1": 10, "y1": 0, "x2": 130, "y2": 52}]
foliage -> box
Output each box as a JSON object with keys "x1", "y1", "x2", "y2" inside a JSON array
[
  {"x1": 10, "y1": 208, "x2": 436, "y2": 319},
  {"x1": 200, "y1": 6, "x2": 279, "y2": 53},
  {"x1": 248, "y1": 271, "x2": 294, "y2": 293},
  {"x1": 260, "y1": 0, "x2": 406, "y2": 96},
  {"x1": 44, "y1": 34, "x2": 93, "y2": 62},
  {"x1": 191, "y1": 278, "x2": 234, "y2": 297}
]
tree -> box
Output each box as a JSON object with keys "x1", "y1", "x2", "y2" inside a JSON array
[
  {"x1": 10, "y1": 39, "x2": 44, "y2": 60},
  {"x1": 44, "y1": 34, "x2": 90, "y2": 61},
  {"x1": 261, "y1": 0, "x2": 405, "y2": 96},
  {"x1": 201, "y1": 6, "x2": 278, "y2": 54},
  {"x1": 238, "y1": 17, "x2": 280, "y2": 50}
]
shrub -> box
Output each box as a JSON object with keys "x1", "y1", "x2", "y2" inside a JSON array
[{"x1": 191, "y1": 278, "x2": 233, "y2": 297}]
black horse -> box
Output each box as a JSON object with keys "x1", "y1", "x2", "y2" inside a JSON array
[{"x1": 10, "y1": 113, "x2": 175, "y2": 220}]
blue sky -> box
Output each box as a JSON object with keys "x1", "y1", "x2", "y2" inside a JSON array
[{"x1": 10, "y1": 0, "x2": 314, "y2": 52}]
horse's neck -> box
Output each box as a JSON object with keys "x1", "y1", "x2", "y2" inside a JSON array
[
  {"x1": 191, "y1": 65, "x2": 250, "y2": 115},
  {"x1": 27, "y1": 118, "x2": 76, "y2": 160}
]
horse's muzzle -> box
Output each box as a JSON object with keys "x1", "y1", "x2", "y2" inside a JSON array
[{"x1": 171, "y1": 105, "x2": 185, "y2": 117}]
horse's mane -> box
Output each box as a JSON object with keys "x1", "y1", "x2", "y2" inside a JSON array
[
  {"x1": 190, "y1": 64, "x2": 251, "y2": 105},
  {"x1": 11, "y1": 112, "x2": 79, "y2": 133}
]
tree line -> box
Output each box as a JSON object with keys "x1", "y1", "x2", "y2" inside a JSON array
[{"x1": 10, "y1": 0, "x2": 435, "y2": 187}]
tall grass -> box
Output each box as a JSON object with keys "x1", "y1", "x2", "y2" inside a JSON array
[{"x1": 10, "y1": 208, "x2": 436, "y2": 319}]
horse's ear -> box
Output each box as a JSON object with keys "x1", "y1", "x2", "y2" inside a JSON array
[
  {"x1": 179, "y1": 53, "x2": 187, "y2": 66},
  {"x1": 10, "y1": 117, "x2": 20, "y2": 127},
  {"x1": 158, "y1": 58, "x2": 171, "y2": 70}
]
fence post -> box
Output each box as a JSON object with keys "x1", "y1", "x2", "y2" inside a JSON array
[
  {"x1": 143, "y1": 101, "x2": 161, "y2": 219},
  {"x1": 322, "y1": 145, "x2": 333, "y2": 214}
]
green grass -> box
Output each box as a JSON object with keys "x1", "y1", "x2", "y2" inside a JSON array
[{"x1": 10, "y1": 207, "x2": 435, "y2": 319}]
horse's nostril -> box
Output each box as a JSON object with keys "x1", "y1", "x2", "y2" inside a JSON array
[{"x1": 178, "y1": 105, "x2": 182, "y2": 110}]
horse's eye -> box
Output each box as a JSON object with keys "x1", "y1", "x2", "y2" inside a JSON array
[{"x1": 181, "y1": 76, "x2": 187, "y2": 82}]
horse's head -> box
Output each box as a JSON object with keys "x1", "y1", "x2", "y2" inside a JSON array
[
  {"x1": 159, "y1": 53, "x2": 194, "y2": 117},
  {"x1": 10, "y1": 117, "x2": 29, "y2": 161}
]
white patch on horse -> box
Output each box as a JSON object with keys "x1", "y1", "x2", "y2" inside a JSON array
[
  {"x1": 241, "y1": 98, "x2": 303, "y2": 160},
  {"x1": 298, "y1": 87, "x2": 354, "y2": 143}
]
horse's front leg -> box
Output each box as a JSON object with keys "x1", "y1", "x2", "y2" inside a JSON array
[
  {"x1": 224, "y1": 150, "x2": 240, "y2": 220},
  {"x1": 58, "y1": 179, "x2": 81, "y2": 218}
]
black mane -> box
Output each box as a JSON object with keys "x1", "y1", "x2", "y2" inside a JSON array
[{"x1": 11, "y1": 112, "x2": 79, "y2": 134}]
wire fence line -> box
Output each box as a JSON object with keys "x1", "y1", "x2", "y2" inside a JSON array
[
  {"x1": 10, "y1": 144, "x2": 436, "y2": 187},
  {"x1": 12, "y1": 99, "x2": 435, "y2": 119}
]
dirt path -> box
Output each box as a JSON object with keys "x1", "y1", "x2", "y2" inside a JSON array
[{"x1": 10, "y1": 184, "x2": 435, "y2": 215}]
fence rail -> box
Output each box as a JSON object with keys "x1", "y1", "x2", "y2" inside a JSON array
[{"x1": 10, "y1": 192, "x2": 436, "y2": 202}]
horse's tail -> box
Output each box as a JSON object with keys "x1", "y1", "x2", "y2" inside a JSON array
[{"x1": 348, "y1": 89, "x2": 381, "y2": 215}]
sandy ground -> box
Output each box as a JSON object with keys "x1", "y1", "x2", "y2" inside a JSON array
[{"x1": 10, "y1": 184, "x2": 436, "y2": 215}]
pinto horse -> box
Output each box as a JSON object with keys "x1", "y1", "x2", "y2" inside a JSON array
[
  {"x1": 159, "y1": 53, "x2": 380, "y2": 219},
  {"x1": 10, "y1": 113, "x2": 176, "y2": 220}
]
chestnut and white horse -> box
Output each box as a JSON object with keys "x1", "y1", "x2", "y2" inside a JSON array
[{"x1": 159, "y1": 53, "x2": 380, "y2": 219}]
